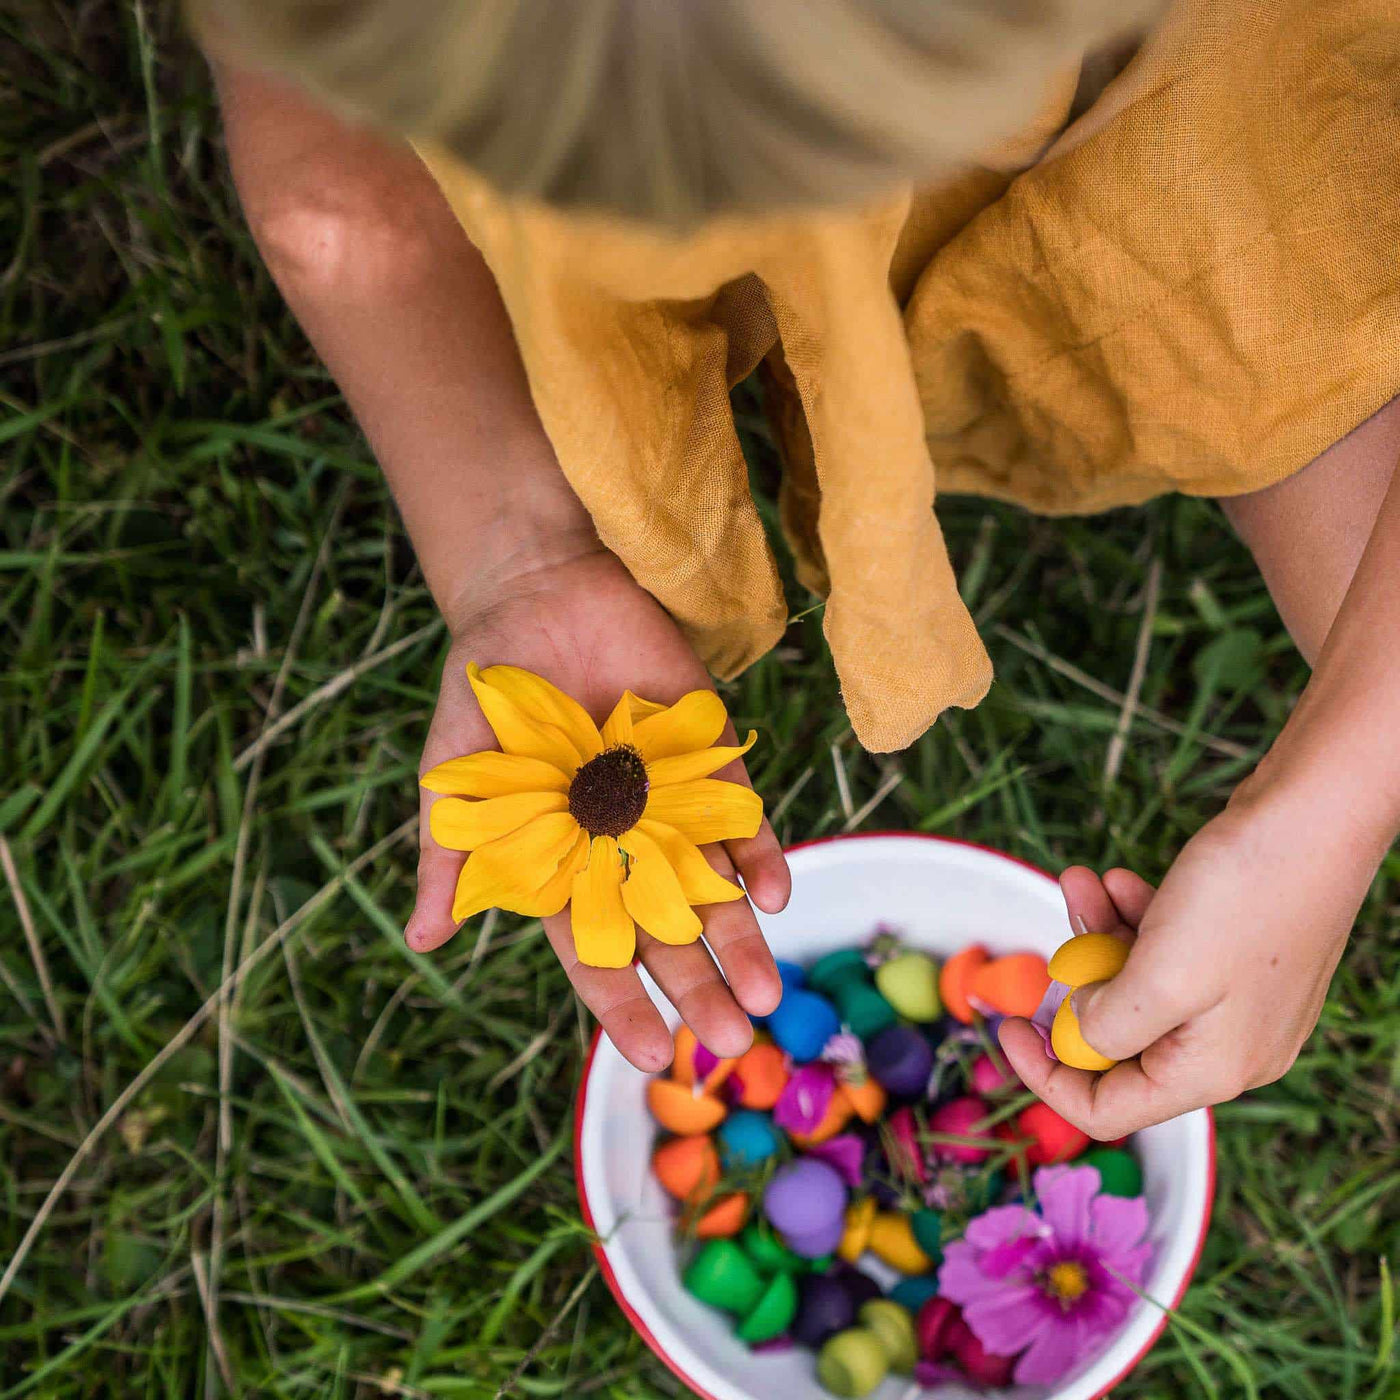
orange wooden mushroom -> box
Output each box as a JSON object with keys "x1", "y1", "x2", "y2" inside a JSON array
[
  {"x1": 836, "y1": 1076, "x2": 888, "y2": 1124},
  {"x1": 647, "y1": 1078, "x2": 729, "y2": 1135},
  {"x1": 692, "y1": 1192, "x2": 750, "y2": 1238},
  {"x1": 969, "y1": 952, "x2": 1050, "y2": 1019},
  {"x1": 652, "y1": 1134, "x2": 721, "y2": 1202},
  {"x1": 730, "y1": 1042, "x2": 789, "y2": 1110},
  {"x1": 788, "y1": 1091, "x2": 855, "y2": 1147},
  {"x1": 940, "y1": 944, "x2": 990, "y2": 1024},
  {"x1": 672, "y1": 1025, "x2": 737, "y2": 1094}
]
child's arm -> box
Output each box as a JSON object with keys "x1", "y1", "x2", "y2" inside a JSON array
[
  {"x1": 212, "y1": 59, "x2": 787, "y2": 1067},
  {"x1": 1002, "y1": 443, "x2": 1400, "y2": 1135}
]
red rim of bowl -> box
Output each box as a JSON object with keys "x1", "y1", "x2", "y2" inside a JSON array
[{"x1": 573, "y1": 831, "x2": 1217, "y2": 1400}]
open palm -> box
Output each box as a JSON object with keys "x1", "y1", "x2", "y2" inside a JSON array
[{"x1": 406, "y1": 550, "x2": 789, "y2": 1069}]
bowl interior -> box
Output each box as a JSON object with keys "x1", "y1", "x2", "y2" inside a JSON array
[{"x1": 576, "y1": 834, "x2": 1213, "y2": 1400}]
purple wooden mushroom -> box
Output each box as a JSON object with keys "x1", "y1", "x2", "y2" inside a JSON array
[
  {"x1": 791, "y1": 1274, "x2": 857, "y2": 1349},
  {"x1": 763, "y1": 1159, "x2": 848, "y2": 1260},
  {"x1": 866, "y1": 1024, "x2": 934, "y2": 1098}
]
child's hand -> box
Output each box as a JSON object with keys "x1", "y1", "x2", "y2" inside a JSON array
[
  {"x1": 405, "y1": 547, "x2": 789, "y2": 1071},
  {"x1": 999, "y1": 785, "x2": 1382, "y2": 1137}
]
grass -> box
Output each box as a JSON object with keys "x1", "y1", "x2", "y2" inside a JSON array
[{"x1": 2, "y1": 5, "x2": 1397, "y2": 1398}]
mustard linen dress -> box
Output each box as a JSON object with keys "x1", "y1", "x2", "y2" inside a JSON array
[{"x1": 419, "y1": 0, "x2": 1400, "y2": 752}]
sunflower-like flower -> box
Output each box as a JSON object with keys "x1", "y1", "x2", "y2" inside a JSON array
[{"x1": 421, "y1": 664, "x2": 763, "y2": 968}]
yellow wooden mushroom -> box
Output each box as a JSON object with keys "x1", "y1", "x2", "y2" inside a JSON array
[{"x1": 1046, "y1": 933, "x2": 1131, "y2": 1072}]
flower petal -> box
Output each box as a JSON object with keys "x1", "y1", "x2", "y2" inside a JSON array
[
  {"x1": 773, "y1": 1064, "x2": 836, "y2": 1136},
  {"x1": 1088, "y1": 1192, "x2": 1151, "y2": 1260},
  {"x1": 619, "y1": 826, "x2": 703, "y2": 945},
  {"x1": 938, "y1": 1240, "x2": 1004, "y2": 1306},
  {"x1": 420, "y1": 751, "x2": 570, "y2": 798},
  {"x1": 472, "y1": 811, "x2": 583, "y2": 892},
  {"x1": 600, "y1": 692, "x2": 637, "y2": 747},
  {"x1": 451, "y1": 854, "x2": 510, "y2": 923},
  {"x1": 428, "y1": 792, "x2": 569, "y2": 851},
  {"x1": 449, "y1": 814, "x2": 584, "y2": 922},
  {"x1": 643, "y1": 779, "x2": 763, "y2": 845},
  {"x1": 963, "y1": 1284, "x2": 1051, "y2": 1359},
  {"x1": 570, "y1": 836, "x2": 635, "y2": 968},
  {"x1": 475, "y1": 664, "x2": 603, "y2": 762},
  {"x1": 646, "y1": 731, "x2": 757, "y2": 788},
  {"x1": 517, "y1": 829, "x2": 589, "y2": 917},
  {"x1": 1032, "y1": 981, "x2": 1071, "y2": 1061},
  {"x1": 466, "y1": 663, "x2": 586, "y2": 774},
  {"x1": 1034, "y1": 1166, "x2": 1099, "y2": 1247},
  {"x1": 636, "y1": 820, "x2": 745, "y2": 904},
  {"x1": 632, "y1": 690, "x2": 727, "y2": 762},
  {"x1": 1012, "y1": 1313, "x2": 1086, "y2": 1386},
  {"x1": 962, "y1": 1204, "x2": 1047, "y2": 1254}
]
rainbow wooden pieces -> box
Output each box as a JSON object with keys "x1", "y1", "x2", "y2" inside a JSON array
[
  {"x1": 938, "y1": 943, "x2": 989, "y2": 1024},
  {"x1": 693, "y1": 1192, "x2": 750, "y2": 1239},
  {"x1": 1007, "y1": 1101, "x2": 1091, "y2": 1167},
  {"x1": 652, "y1": 1134, "x2": 720, "y2": 1202},
  {"x1": 865, "y1": 1024, "x2": 933, "y2": 1097},
  {"x1": 647, "y1": 1077, "x2": 728, "y2": 1134},
  {"x1": 768, "y1": 985, "x2": 842, "y2": 1062},
  {"x1": 817, "y1": 1299, "x2": 919, "y2": 1397},
  {"x1": 927, "y1": 1095, "x2": 997, "y2": 1165},
  {"x1": 730, "y1": 1041, "x2": 790, "y2": 1109},
  {"x1": 649, "y1": 934, "x2": 1149, "y2": 1396},
  {"x1": 718, "y1": 1110, "x2": 783, "y2": 1168},
  {"x1": 873, "y1": 950, "x2": 941, "y2": 1022},
  {"x1": 968, "y1": 951, "x2": 1051, "y2": 1019},
  {"x1": 1047, "y1": 931, "x2": 1131, "y2": 1071},
  {"x1": 807, "y1": 949, "x2": 899, "y2": 1039},
  {"x1": 1081, "y1": 1145, "x2": 1144, "y2": 1197},
  {"x1": 764, "y1": 1159, "x2": 849, "y2": 1258}
]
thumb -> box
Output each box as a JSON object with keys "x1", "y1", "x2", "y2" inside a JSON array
[{"x1": 1071, "y1": 947, "x2": 1195, "y2": 1063}]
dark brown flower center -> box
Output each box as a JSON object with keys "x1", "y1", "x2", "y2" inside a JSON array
[{"x1": 568, "y1": 744, "x2": 649, "y2": 838}]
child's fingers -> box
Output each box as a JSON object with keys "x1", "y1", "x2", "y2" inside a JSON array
[
  {"x1": 696, "y1": 846, "x2": 783, "y2": 1019},
  {"x1": 1072, "y1": 934, "x2": 1199, "y2": 1064},
  {"x1": 1103, "y1": 867, "x2": 1157, "y2": 927},
  {"x1": 999, "y1": 1018, "x2": 1204, "y2": 1139},
  {"x1": 404, "y1": 788, "x2": 468, "y2": 953},
  {"x1": 726, "y1": 817, "x2": 791, "y2": 916},
  {"x1": 710, "y1": 720, "x2": 790, "y2": 916},
  {"x1": 1059, "y1": 866, "x2": 1128, "y2": 936},
  {"x1": 635, "y1": 928, "x2": 756, "y2": 1059},
  {"x1": 543, "y1": 913, "x2": 675, "y2": 1072}
]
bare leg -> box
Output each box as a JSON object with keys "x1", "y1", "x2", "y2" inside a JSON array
[{"x1": 1221, "y1": 397, "x2": 1400, "y2": 665}]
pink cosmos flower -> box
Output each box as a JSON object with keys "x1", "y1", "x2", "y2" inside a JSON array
[{"x1": 938, "y1": 1164, "x2": 1154, "y2": 1385}]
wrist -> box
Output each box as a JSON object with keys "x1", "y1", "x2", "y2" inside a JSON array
[
  {"x1": 432, "y1": 466, "x2": 606, "y2": 639},
  {"x1": 1232, "y1": 729, "x2": 1400, "y2": 863}
]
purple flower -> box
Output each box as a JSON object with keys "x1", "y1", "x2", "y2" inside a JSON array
[
  {"x1": 938, "y1": 1165, "x2": 1154, "y2": 1385},
  {"x1": 1030, "y1": 981, "x2": 1071, "y2": 1062},
  {"x1": 863, "y1": 929, "x2": 903, "y2": 967},
  {"x1": 803, "y1": 1133, "x2": 867, "y2": 1189},
  {"x1": 820, "y1": 1031, "x2": 864, "y2": 1068},
  {"x1": 773, "y1": 1064, "x2": 836, "y2": 1136}
]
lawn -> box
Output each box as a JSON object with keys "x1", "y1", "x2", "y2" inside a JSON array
[{"x1": 2, "y1": 6, "x2": 1397, "y2": 1398}]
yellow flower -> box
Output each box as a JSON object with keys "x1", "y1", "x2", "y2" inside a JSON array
[{"x1": 420, "y1": 664, "x2": 763, "y2": 968}]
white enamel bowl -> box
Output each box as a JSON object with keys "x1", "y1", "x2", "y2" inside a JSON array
[{"x1": 576, "y1": 833, "x2": 1215, "y2": 1400}]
